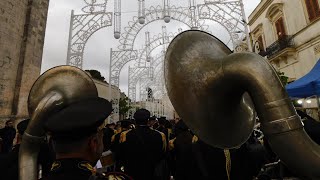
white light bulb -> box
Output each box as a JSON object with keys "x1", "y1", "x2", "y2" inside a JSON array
[
  {"x1": 139, "y1": 17, "x2": 145, "y2": 24},
  {"x1": 306, "y1": 100, "x2": 312, "y2": 104},
  {"x1": 114, "y1": 32, "x2": 121, "y2": 39},
  {"x1": 164, "y1": 16, "x2": 170, "y2": 23},
  {"x1": 297, "y1": 100, "x2": 303, "y2": 104}
]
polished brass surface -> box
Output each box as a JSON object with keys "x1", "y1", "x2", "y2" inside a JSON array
[
  {"x1": 19, "y1": 66, "x2": 98, "y2": 180},
  {"x1": 165, "y1": 30, "x2": 320, "y2": 179},
  {"x1": 165, "y1": 30, "x2": 256, "y2": 149}
]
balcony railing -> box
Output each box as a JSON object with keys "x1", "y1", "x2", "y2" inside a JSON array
[{"x1": 265, "y1": 35, "x2": 295, "y2": 59}]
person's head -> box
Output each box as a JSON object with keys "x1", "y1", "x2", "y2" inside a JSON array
[
  {"x1": 45, "y1": 97, "x2": 112, "y2": 165},
  {"x1": 120, "y1": 119, "x2": 133, "y2": 130},
  {"x1": 5, "y1": 120, "x2": 14, "y2": 128},
  {"x1": 158, "y1": 117, "x2": 167, "y2": 127},
  {"x1": 134, "y1": 109, "x2": 150, "y2": 125},
  {"x1": 148, "y1": 116, "x2": 157, "y2": 127}
]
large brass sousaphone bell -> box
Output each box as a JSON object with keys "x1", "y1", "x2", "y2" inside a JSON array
[
  {"x1": 19, "y1": 66, "x2": 98, "y2": 180},
  {"x1": 165, "y1": 30, "x2": 320, "y2": 179}
]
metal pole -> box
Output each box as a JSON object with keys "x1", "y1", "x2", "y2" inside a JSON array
[
  {"x1": 240, "y1": 0, "x2": 252, "y2": 52},
  {"x1": 145, "y1": 31, "x2": 151, "y2": 62},
  {"x1": 108, "y1": 48, "x2": 113, "y2": 123},
  {"x1": 189, "y1": 0, "x2": 197, "y2": 29},
  {"x1": 163, "y1": 0, "x2": 170, "y2": 23},
  {"x1": 66, "y1": 10, "x2": 75, "y2": 65}
]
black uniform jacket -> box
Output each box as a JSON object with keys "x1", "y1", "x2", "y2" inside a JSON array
[{"x1": 117, "y1": 126, "x2": 166, "y2": 180}]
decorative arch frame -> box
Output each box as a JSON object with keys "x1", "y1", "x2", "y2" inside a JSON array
[
  {"x1": 197, "y1": 0, "x2": 250, "y2": 50},
  {"x1": 118, "y1": 5, "x2": 209, "y2": 50},
  {"x1": 66, "y1": 0, "x2": 112, "y2": 68},
  {"x1": 65, "y1": 0, "x2": 250, "y2": 121},
  {"x1": 128, "y1": 53, "x2": 165, "y2": 101}
]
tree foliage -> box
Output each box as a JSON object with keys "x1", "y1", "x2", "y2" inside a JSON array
[
  {"x1": 119, "y1": 96, "x2": 132, "y2": 117},
  {"x1": 85, "y1": 70, "x2": 106, "y2": 82},
  {"x1": 277, "y1": 71, "x2": 289, "y2": 86}
]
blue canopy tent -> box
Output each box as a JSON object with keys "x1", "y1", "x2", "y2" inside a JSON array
[{"x1": 286, "y1": 60, "x2": 320, "y2": 98}]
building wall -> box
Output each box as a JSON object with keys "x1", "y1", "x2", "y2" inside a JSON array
[
  {"x1": 249, "y1": 0, "x2": 320, "y2": 79},
  {"x1": 93, "y1": 79, "x2": 121, "y2": 122},
  {"x1": 249, "y1": 0, "x2": 320, "y2": 119},
  {"x1": 0, "y1": 0, "x2": 49, "y2": 126}
]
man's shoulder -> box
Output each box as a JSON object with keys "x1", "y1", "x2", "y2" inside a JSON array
[{"x1": 153, "y1": 129, "x2": 166, "y2": 137}]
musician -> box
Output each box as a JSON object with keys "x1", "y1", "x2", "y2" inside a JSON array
[
  {"x1": 0, "y1": 119, "x2": 54, "y2": 180},
  {"x1": 117, "y1": 108, "x2": 167, "y2": 180},
  {"x1": 110, "y1": 119, "x2": 133, "y2": 171},
  {"x1": 0, "y1": 120, "x2": 16, "y2": 153},
  {"x1": 103, "y1": 123, "x2": 116, "y2": 151},
  {"x1": 41, "y1": 97, "x2": 131, "y2": 180},
  {"x1": 148, "y1": 115, "x2": 158, "y2": 129},
  {"x1": 157, "y1": 117, "x2": 170, "y2": 143},
  {"x1": 168, "y1": 120, "x2": 201, "y2": 180}
]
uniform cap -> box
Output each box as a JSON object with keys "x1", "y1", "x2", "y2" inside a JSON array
[
  {"x1": 134, "y1": 109, "x2": 150, "y2": 121},
  {"x1": 45, "y1": 97, "x2": 112, "y2": 141}
]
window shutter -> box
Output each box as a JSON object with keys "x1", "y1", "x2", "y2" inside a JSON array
[
  {"x1": 305, "y1": 0, "x2": 315, "y2": 20},
  {"x1": 312, "y1": 0, "x2": 320, "y2": 16},
  {"x1": 305, "y1": 0, "x2": 320, "y2": 21},
  {"x1": 275, "y1": 17, "x2": 286, "y2": 39}
]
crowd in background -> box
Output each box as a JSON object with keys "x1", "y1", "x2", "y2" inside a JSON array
[{"x1": 1, "y1": 108, "x2": 320, "y2": 180}]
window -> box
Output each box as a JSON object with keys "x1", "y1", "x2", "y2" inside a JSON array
[
  {"x1": 265, "y1": 3, "x2": 287, "y2": 40},
  {"x1": 275, "y1": 17, "x2": 286, "y2": 39},
  {"x1": 305, "y1": 0, "x2": 320, "y2": 21}
]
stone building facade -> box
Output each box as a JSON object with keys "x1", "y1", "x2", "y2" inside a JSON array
[
  {"x1": 0, "y1": 0, "x2": 50, "y2": 125},
  {"x1": 249, "y1": 0, "x2": 320, "y2": 80},
  {"x1": 92, "y1": 79, "x2": 121, "y2": 123}
]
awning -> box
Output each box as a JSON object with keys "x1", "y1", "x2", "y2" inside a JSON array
[{"x1": 286, "y1": 60, "x2": 320, "y2": 98}]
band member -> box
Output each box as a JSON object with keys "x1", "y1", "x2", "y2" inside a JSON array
[
  {"x1": 0, "y1": 120, "x2": 16, "y2": 153},
  {"x1": 117, "y1": 109, "x2": 166, "y2": 180},
  {"x1": 0, "y1": 119, "x2": 54, "y2": 180},
  {"x1": 41, "y1": 97, "x2": 131, "y2": 180},
  {"x1": 110, "y1": 119, "x2": 133, "y2": 171}
]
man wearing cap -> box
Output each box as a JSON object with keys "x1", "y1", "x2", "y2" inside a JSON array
[
  {"x1": 42, "y1": 97, "x2": 131, "y2": 180},
  {"x1": 110, "y1": 119, "x2": 133, "y2": 171},
  {"x1": 0, "y1": 120, "x2": 16, "y2": 153},
  {"x1": 117, "y1": 109, "x2": 166, "y2": 180},
  {"x1": 0, "y1": 119, "x2": 54, "y2": 180}
]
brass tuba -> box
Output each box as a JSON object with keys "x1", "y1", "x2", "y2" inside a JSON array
[
  {"x1": 165, "y1": 30, "x2": 320, "y2": 179},
  {"x1": 19, "y1": 66, "x2": 98, "y2": 180}
]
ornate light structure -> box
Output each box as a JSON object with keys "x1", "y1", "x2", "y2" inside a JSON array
[
  {"x1": 66, "y1": 1, "x2": 112, "y2": 68},
  {"x1": 65, "y1": 0, "x2": 251, "y2": 121}
]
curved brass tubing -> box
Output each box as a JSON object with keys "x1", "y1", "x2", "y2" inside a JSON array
[
  {"x1": 165, "y1": 30, "x2": 320, "y2": 179},
  {"x1": 19, "y1": 66, "x2": 98, "y2": 180}
]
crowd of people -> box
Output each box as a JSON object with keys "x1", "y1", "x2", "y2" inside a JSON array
[{"x1": 1, "y1": 97, "x2": 320, "y2": 180}]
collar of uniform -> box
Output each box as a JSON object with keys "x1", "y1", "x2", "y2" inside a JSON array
[{"x1": 50, "y1": 158, "x2": 95, "y2": 175}]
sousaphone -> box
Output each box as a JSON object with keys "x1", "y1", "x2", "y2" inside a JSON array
[
  {"x1": 165, "y1": 30, "x2": 320, "y2": 179},
  {"x1": 19, "y1": 66, "x2": 98, "y2": 180}
]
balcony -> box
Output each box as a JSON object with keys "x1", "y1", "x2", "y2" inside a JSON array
[{"x1": 265, "y1": 35, "x2": 295, "y2": 59}]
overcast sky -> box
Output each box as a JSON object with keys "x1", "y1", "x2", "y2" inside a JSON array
[{"x1": 41, "y1": 0, "x2": 260, "y2": 96}]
